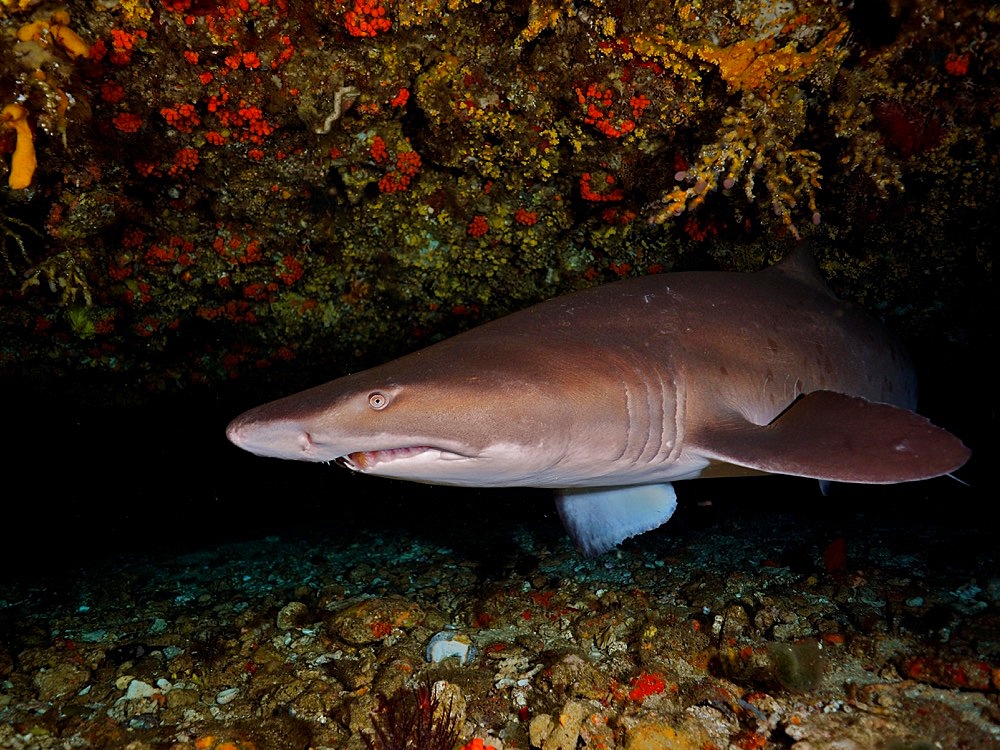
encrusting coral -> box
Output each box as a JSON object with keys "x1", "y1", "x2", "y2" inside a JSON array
[
  {"x1": 16, "y1": 10, "x2": 91, "y2": 58},
  {"x1": 1, "y1": 103, "x2": 36, "y2": 190},
  {"x1": 0, "y1": 0, "x2": 991, "y2": 394}
]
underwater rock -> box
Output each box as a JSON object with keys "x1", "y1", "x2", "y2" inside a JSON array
[{"x1": 327, "y1": 596, "x2": 425, "y2": 644}]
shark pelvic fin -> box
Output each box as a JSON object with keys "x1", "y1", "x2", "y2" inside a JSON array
[{"x1": 556, "y1": 483, "x2": 678, "y2": 557}]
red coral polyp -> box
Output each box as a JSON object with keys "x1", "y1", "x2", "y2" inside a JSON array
[
  {"x1": 580, "y1": 172, "x2": 625, "y2": 202},
  {"x1": 467, "y1": 215, "x2": 489, "y2": 237},
  {"x1": 345, "y1": 0, "x2": 391, "y2": 37},
  {"x1": 628, "y1": 672, "x2": 666, "y2": 702},
  {"x1": 112, "y1": 112, "x2": 143, "y2": 133}
]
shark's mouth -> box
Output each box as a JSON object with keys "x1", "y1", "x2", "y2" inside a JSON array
[
  {"x1": 335, "y1": 444, "x2": 479, "y2": 474},
  {"x1": 336, "y1": 446, "x2": 433, "y2": 471}
]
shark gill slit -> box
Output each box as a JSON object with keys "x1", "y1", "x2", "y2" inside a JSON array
[
  {"x1": 614, "y1": 376, "x2": 633, "y2": 464},
  {"x1": 619, "y1": 356, "x2": 670, "y2": 470},
  {"x1": 649, "y1": 368, "x2": 671, "y2": 465},
  {"x1": 634, "y1": 362, "x2": 662, "y2": 464},
  {"x1": 617, "y1": 355, "x2": 655, "y2": 466},
  {"x1": 669, "y1": 370, "x2": 686, "y2": 466}
]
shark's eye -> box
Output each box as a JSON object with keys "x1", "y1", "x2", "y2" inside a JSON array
[{"x1": 368, "y1": 392, "x2": 389, "y2": 410}]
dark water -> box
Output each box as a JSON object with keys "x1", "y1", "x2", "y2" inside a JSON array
[{"x1": 2, "y1": 332, "x2": 989, "y2": 587}]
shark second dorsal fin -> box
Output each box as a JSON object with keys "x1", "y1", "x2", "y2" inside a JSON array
[{"x1": 555, "y1": 483, "x2": 678, "y2": 557}]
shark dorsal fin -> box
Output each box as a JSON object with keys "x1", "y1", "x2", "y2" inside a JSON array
[{"x1": 766, "y1": 244, "x2": 831, "y2": 293}]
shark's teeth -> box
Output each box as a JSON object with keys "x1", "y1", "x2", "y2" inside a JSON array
[{"x1": 340, "y1": 446, "x2": 432, "y2": 470}]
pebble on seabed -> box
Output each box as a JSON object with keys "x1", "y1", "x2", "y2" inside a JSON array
[{"x1": 426, "y1": 628, "x2": 477, "y2": 665}]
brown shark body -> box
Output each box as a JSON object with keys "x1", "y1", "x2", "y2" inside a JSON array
[{"x1": 227, "y1": 249, "x2": 970, "y2": 555}]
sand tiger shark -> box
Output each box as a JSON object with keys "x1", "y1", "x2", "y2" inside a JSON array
[{"x1": 226, "y1": 248, "x2": 970, "y2": 555}]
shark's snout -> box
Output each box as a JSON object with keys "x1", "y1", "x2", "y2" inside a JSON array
[
  {"x1": 224, "y1": 416, "x2": 248, "y2": 446},
  {"x1": 226, "y1": 414, "x2": 320, "y2": 460}
]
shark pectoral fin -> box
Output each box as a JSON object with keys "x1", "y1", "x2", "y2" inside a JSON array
[
  {"x1": 698, "y1": 390, "x2": 971, "y2": 484},
  {"x1": 555, "y1": 483, "x2": 678, "y2": 557}
]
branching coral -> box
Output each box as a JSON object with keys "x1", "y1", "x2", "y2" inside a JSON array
[
  {"x1": 640, "y1": 18, "x2": 849, "y2": 235},
  {"x1": 1, "y1": 211, "x2": 39, "y2": 275},
  {"x1": 516, "y1": 0, "x2": 576, "y2": 49},
  {"x1": 366, "y1": 679, "x2": 461, "y2": 750},
  {"x1": 654, "y1": 94, "x2": 823, "y2": 235},
  {"x1": 22, "y1": 248, "x2": 94, "y2": 306}
]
